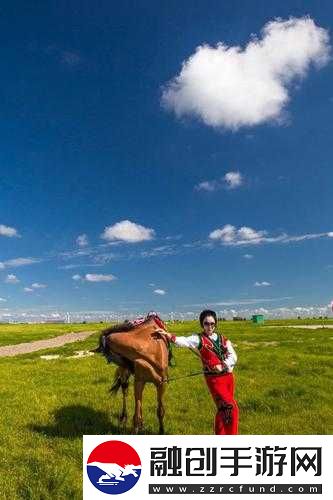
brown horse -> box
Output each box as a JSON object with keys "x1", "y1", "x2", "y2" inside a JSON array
[{"x1": 96, "y1": 315, "x2": 171, "y2": 434}]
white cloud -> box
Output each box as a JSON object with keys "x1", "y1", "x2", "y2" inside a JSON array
[
  {"x1": 184, "y1": 297, "x2": 292, "y2": 306},
  {"x1": 140, "y1": 245, "x2": 178, "y2": 258},
  {"x1": 279, "y1": 232, "x2": 333, "y2": 243},
  {"x1": 101, "y1": 220, "x2": 155, "y2": 243},
  {"x1": 0, "y1": 257, "x2": 40, "y2": 268},
  {"x1": 165, "y1": 234, "x2": 183, "y2": 241},
  {"x1": 31, "y1": 283, "x2": 47, "y2": 289},
  {"x1": 209, "y1": 224, "x2": 267, "y2": 245},
  {"x1": 0, "y1": 224, "x2": 20, "y2": 237},
  {"x1": 72, "y1": 273, "x2": 116, "y2": 283},
  {"x1": 209, "y1": 224, "x2": 333, "y2": 246},
  {"x1": 162, "y1": 16, "x2": 330, "y2": 130},
  {"x1": 59, "y1": 248, "x2": 92, "y2": 259},
  {"x1": 93, "y1": 253, "x2": 117, "y2": 265},
  {"x1": 243, "y1": 254, "x2": 253, "y2": 259},
  {"x1": 238, "y1": 227, "x2": 265, "y2": 241},
  {"x1": 59, "y1": 264, "x2": 98, "y2": 270},
  {"x1": 224, "y1": 171, "x2": 243, "y2": 189},
  {"x1": 85, "y1": 273, "x2": 116, "y2": 282},
  {"x1": 22, "y1": 284, "x2": 47, "y2": 292},
  {"x1": 1, "y1": 301, "x2": 331, "y2": 322},
  {"x1": 0, "y1": 297, "x2": 7, "y2": 302},
  {"x1": 210, "y1": 224, "x2": 238, "y2": 243},
  {"x1": 254, "y1": 281, "x2": 271, "y2": 287},
  {"x1": 154, "y1": 289, "x2": 167, "y2": 295},
  {"x1": 76, "y1": 234, "x2": 89, "y2": 247},
  {"x1": 194, "y1": 180, "x2": 219, "y2": 192},
  {"x1": 195, "y1": 171, "x2": 243, "y2": 192},
  {"x1": 5, "y1": 274, "x2": 19, "y2": 284}
]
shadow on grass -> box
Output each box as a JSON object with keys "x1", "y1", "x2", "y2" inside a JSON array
[
  {"x1": 29, "y1": 404, "x2": 157, "y2": 437},
  {"x1": 29, "y1": 405, "x2": 114, "y2": 438}
]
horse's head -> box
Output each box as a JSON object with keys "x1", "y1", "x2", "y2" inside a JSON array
[{"x1": 145, "y1": 313, "x2": 168, "y2": 332}]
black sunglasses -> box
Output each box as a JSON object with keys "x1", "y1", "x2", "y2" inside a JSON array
[{"x1": 203, "y1": 321, "x2": 215, "y2": 326}]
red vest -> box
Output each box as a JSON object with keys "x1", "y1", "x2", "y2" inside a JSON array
[{"x1": 198, "y1": 333, "x2": 228, "y2": 371}]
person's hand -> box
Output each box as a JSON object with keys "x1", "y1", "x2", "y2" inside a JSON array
[
  {"x1": 214, "y1": 363, "x2": 228, "y2": 374},
  {"x1": 156, "y1": 329, "x2": 172, "y2": 339}
]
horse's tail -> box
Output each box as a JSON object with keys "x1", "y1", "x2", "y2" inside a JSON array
[
  {"x1": 110, "y1": 368, "x2": 122, "y2": 394},
  {"x1": 110, "y1": 366, "x2": 131, "y2": 395},
  {"x1": 93, "y1": 324, "x2": 123, "y2": 355},
  {"x1": 90, "y1": 332, "x2": 107, "y2": 354}
]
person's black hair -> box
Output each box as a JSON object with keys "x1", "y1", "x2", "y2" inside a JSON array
[{"x1": 199, "y1": 309, "x2": 217, "y2": 327}]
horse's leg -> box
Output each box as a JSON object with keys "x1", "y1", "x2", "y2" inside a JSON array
[
  {"x1": 119, "y1": 368, "x2": 130, "y2": 425},
  {"x1": 133, "y1": 380, "x2": 145, "y2": 434},
  {"x1": 156, "y1": 381, "x2": 166, "y2": 434}
]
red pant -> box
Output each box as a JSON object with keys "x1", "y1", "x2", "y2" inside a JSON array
[{"x1": 204, "y1": 372, "x2": 239, "y2": 435}]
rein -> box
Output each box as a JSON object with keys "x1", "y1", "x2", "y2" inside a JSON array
[{"x1": 167, "y1": 370, "x2": 209, "y2": 382}]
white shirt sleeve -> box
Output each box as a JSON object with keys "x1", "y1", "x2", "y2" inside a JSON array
[
  {"x1": 223, "y1": 339, "x2": 237, "y2": 372},
  {"x1": 173, "y1": 334, "x2": 200, "y2": 349}
]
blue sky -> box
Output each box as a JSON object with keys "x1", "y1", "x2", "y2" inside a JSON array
[{"x1": 0, "y1": 1, "x2": 333, "y2": 321}]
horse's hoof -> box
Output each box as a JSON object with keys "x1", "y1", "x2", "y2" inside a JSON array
[{"x1": 132, "y1": 424, "x2": 144, "y2": 434}]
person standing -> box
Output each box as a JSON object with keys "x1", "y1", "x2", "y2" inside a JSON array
[{"x1": 159, "y1": 309, "x2": 239, "y2": 435}]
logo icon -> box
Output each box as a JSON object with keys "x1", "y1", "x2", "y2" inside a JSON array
[{"x1": 87, "y1": 440, "x2": 142, "y2": 495}]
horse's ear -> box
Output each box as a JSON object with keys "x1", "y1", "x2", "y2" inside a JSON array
[{"x1": 153, "y1": 316, "x2": 167, "y2": 331}]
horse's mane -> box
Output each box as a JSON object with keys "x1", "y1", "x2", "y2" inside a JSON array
[
  {"x1": 101, "y1": 315, "x2": 166, "y2": 336},
  {"x1": 101, "y1": 320, "x2": 142, "y2": 336},
  {"x1": 95, "y1": 317, "x2": 156, "y2": 353}
]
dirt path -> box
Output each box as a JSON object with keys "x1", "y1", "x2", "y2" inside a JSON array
[{"x1": 0, "y1": 331, "x2": 97, "y2": 358}]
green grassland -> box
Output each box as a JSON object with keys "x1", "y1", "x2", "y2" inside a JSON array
[{"x1": 0, "y1": 320, "x2": 332, "y2": 499}]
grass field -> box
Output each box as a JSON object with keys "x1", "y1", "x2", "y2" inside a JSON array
[{"x1": 0, "y1": 320, "x2": 332, "y2": 499}]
